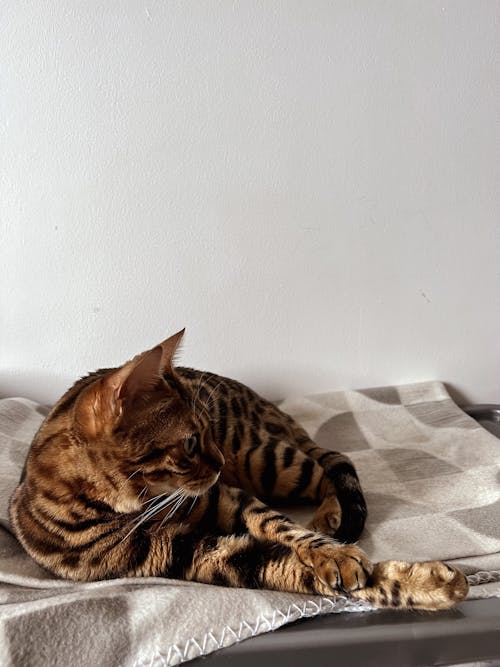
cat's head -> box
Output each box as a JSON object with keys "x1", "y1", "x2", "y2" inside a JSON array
[{"x1": 58, "y1": 330, "x2": 225, "y2": 505}]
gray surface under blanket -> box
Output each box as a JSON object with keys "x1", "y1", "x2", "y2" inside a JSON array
[{"x1": 0, "y1": 381, "x2": 499, "y2": 666}]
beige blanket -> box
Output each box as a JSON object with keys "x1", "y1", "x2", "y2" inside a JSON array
[{"x1": 1, "y1": 382, "x2": 499, "y2": 666}]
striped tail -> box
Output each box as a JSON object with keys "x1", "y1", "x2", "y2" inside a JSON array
[{"x1": 298, "y1": 443, "x2": 368, "y2": 543}]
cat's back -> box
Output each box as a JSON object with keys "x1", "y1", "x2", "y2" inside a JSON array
[{"x1": 176, "y1": 366, "x2": 296, "y2": 438}]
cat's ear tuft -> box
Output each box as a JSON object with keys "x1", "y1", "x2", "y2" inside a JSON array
[{"x1": 158, "y1": 328, "x2": 185, "y2": 373}]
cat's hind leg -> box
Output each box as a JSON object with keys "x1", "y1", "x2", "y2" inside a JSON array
[
  {"x1": 241, "y1": 440, "x2": 345, "y2": 536},
  {"x1": 292, "y1": 434, "x2": 368, "y2": 543}
]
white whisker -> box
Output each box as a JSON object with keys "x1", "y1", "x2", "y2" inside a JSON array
[
  {"x1": 142, "y1": 487, "x2": 182, "y2": 506},
  {"x1": 187, "y1": 494, "x2": 199, "y2": 516},
  {"x1": 121, "y1": 487, "x2": 186, "y2": 542},
  {"x1": 142, "y1": 493, "x2": 167, "y2": 506},
  {"x1": 203, "y1": 380, "x2": 223, "y2": 411},
  {"x1": 159, "y1": 493, "x2": 187, "y2": 529}
]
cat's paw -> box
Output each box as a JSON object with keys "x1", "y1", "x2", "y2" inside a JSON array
[
  {"x1": 308, "y1": 496, "x2": 342, "y2": 536},
  {"x1": 297, "y1": 542, "x2": 373, "y2": 593},
  {"x1": 352, "y1": 560, "x2": 469, "y2": 610}
]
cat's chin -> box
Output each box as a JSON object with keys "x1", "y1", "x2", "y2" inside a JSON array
[{"x1": 183, "y1": 471, "x2": 221, "y2": 497}]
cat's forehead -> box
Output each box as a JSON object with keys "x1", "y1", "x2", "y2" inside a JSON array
[{"x1": 127, "y1": 395, "x2": 198, "y2": 437}]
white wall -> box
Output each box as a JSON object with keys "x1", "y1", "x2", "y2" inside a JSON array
[{"x1": 1, "y1": 1, "x2": 499, "y2": 405}]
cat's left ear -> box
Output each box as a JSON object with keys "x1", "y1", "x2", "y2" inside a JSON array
[
  {"x1": 74, "y1": 346, "x2": 164, "y2": 438},
  {"x1": 157, "y1": 328, "x2": 185, "y2": 375},
  {"x1": 112, "y1": 345, "x2": 165, "y2": 402},
  {"x1": 116, "y1": 328, "x2": 185, "y2": 402}
]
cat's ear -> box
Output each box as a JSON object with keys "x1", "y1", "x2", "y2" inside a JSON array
[
  {"x1": 158, "y1": 328, "x2": 185, "y2": 374},
  {"x1": 74, "y1": 330, "x2": 185, "y2": 438},
  {"x1": 108, "y1": 345, "x2": 164, "y2": 404},
  {"x1": 75, "y1": 346, "x2": 163, "y2": 438},
  {"x1": 119, "y1": 326, "x2": 186, "y2": 392}
]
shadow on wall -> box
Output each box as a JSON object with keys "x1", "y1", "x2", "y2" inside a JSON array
[{"x1": 444, "y1": 383, "x2": 471, "y2": 408}]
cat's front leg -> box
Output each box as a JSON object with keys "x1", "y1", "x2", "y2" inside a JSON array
[
  {"x1": 350, "y1": 560, "x2": 469, "y2": 610},
  {"x1": 214, "y1": 484, "x2": 373, "y2": 592},
  {"x1": 182, "y1": 533, "x2": 361, "y2": 596}
]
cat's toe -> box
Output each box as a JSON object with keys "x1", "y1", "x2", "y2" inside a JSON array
[
  {"x1": 303, "y1": 544, "x2": 372, "y2": 593},
  {"x1": 333, "y1": 546, "x2": 372, "y2": 591},
  {"x1": 417, "y1": 561, "x2": 469, "y2": 608},
  {"x1": 359, "y1": 560, "x2": 469, "y2": 610}
]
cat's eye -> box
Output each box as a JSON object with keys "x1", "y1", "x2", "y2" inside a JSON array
[{"x1": 184, "y1": 434, "x2": 200, "y2": 457}]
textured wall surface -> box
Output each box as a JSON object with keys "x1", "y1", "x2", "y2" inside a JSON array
[{"x1": 1, "y1": 1, "x2": 499, "y2": 404}]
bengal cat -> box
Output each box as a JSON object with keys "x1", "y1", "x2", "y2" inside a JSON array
[{"x1": 9, "y1": 330, "x2": 468, "y2": 610}]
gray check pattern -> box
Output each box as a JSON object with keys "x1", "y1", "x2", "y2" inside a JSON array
[{"x1": 0, "y1": 381, "x2": 499, "y2": 666}]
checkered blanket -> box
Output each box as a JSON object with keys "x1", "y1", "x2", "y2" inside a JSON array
[{"x1": 1, "y1": 382, "x2": 499, "y2": 666}]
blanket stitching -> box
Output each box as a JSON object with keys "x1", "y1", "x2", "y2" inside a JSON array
[
  {"x1": 133, "y1": 576, "x2": 500, "y2": 667},
  {"x1": 467, "y1": 570, "x2": 500, "y2": 585},
  {"x1": 134, "y1": 596, "x2": 372, "y2": 667}
]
